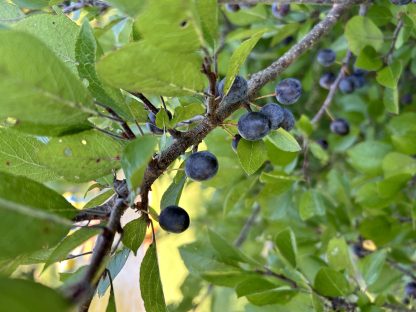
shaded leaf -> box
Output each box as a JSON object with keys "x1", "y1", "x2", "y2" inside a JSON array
[
  {"x1": 314, "y1": 267, "x2": 351, "y2": 297},
  {"x1": 140, "y1": 244, "x2": 167, "y2": 312},
  {"x1": 275, "y1": 228, "x2": 297, "y2": 268},
  {"x1": 237, "y1": 139, "x2": 267, "y2": 175},
  {"x1": 38, "y1": 130, "x2": 123, "y2": 183},
  {"x1": 97, "y1": 248, "x2": 130, "y2": 296},
  {"x1": 122, "y1": 216, "x2": 147, "y2": 255}
]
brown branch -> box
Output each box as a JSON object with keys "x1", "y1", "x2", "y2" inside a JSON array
[
  {"x1": 311, "y1": 51, "x2": 352, "y2": 124},
  {"x1": 65, "y1": 198, "x2": 128, "y2": 310},
  {"x1": 247, "y1": 3, "x2": 357, "y2": 97},
  {"x1": 311, "y1": 2, "x2": 368, "y2": 124},
  {"x1": 384, "y1": 15, "x2": 404, "y2": 65},
  {"x1": 131, "y1": 92, "x2": 159, "y2": 115},
  {"x1": 234, "y1": 204, "x2": 261, "y2": 247},
  {"x1": 138, "y1": 3, "x2": 356, "y2": 213}
]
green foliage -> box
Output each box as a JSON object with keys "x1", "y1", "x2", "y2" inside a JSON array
[
  {"x1": 0, "y1": 277, "x2": 71, "y2": 311},
  {"x1": 140, "y1": 244, "x2": 167, "y2": 312},
  {"x1": 2, "y1": 1, "x2": 416, "y2": 311},
  {"x1": 122, "y1": 216, "x2": 148, "y2": 255},
  {"x1": 121, "y1": 135, "x2": 158, "y2": 195},
  {"x1": 0, "y1": 30, "x2": 93, "y2": 135}
]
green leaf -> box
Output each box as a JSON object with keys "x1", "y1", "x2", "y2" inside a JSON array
[
  {"x1": 76, "y1": 20, "x2": 132, "y2": 121},
  {"x1": 208, "y1": 229, "x2": 253, "y2": 266},
  {"x1": 246, "y1": 288, "x2": 296, "y2": 306},
  {"x1": 347, "y1": 141, "x2": 392, "y2": 175},
  {"x1": 275, "y1": 228, "x2": 297, "y2": 268},
  {"x1": 0, "y1": 1, "x2": 24, "y2": 24},
  {"x1": 97, "y1": 248, "x2": 130, "y2": 296},
  {"x1": 140, "y1": 244, "x2": 167, "y2": 312},
  {"x1": 267, "y1": 129, "x2": 301, "y2": 152},
  {"x1": 345, "y1": 16, "x2": 383, "y2": 55},
  {"x1": 326, "y1": 237, "x2": 352, "y2": 272},
  {"x1": 12, "y1": 0, "x2": 48, "y2": 9},
  {"x1": 155, "y1": 108, "x2": 171, "y2": 129},
  {"x1": 135, "y1": 0, "x2": 201, "y2": 53},
  {"x1": 313, "y1": 267, "x2": 351, "y2": 297},
  {"x1": 384, "y1": 87, "x2": 399, "y2": 115},
  {"x1": 237, "y1": 139, "x2": 267, "y2": 175},
  {"x1": 104, "y1": 0, "x2": 145, "y2": 17},
  {"x1": 0, "y1": 278, "x2": 71, "y2": 312},
  {"x1": 170, "y1": 103, "x2": 205, "y2": 127},
  {"x1": 97, "y1": 41, "x2": 205, "y2": 96},
  {"x1": 106, "y1": 283, "x2": 117, "y2": 312},
  {"x1": 192, "y1": 0, "x2": 218, "y2": 48},
  {"x1": 160, "y1": 166, "x2": 187, "y2": 208},
  {"x1": 0, "y1": 128, "x2": 58, "y2": 182},
  {"x1": 0, "y1": 30, "x2": 93, "y2": 136},
  {"x1": 296, "y1": 115, "x2": 313, "y2": 137},
  {"x1": 38, "y1": 130, "x2": 123, "y2": 183},
  {"x1": 202, "y1": 270, "x2": 253, "y2": 287},
  {"x1": 376, "y1": 61, "x2": 403, "y2": 89},
  {"x1": 121, "y1": 135, "x2": 158, "y2": 195},
  {"x1": 0, "y1": 172, "x2": 75, "y2": 258},
  {"x1": 44, "y1": 228, "x2": 101, "y2": 269},
  {"x1": 382, "y1": 152, "x2": 416, "y2": 178},
  {"x1": 299, "y1": 190, "x2": 325, "y2": 221},
  {"x1": 224, "y1": 31, "x2": 265, "y2": 94},
  {"x1": 236, "y1": 277, "x2": 279, "y2": 298},
  {"x1": 360, "y1": 250, "x2": 387, "y2": 286},
  {"x1": 15, "y1": 14, "x2": 80, "y2": 74},
  {"x1": 355, "y1": 46, "x2": 383, "y2": 71},
  {"x1": 223, "y1": 177, "x2": 256, "y2": 214},
  {"x1": 122, "y1": 216, "x2": 148, "y2": 255}
]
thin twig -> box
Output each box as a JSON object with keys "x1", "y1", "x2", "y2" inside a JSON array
[
  {"x1": 234, "y1": 204, "x2": 261, "y2": 247},
  {"x1": 66, "y1": 251, "x2": 93, "y2": 260},
  {"x1": 131, "y1": 92, "x2": 159, "y2": 115},
  {"x1": 384, "y1": 15, "x2": 404, "y2": 65},
  {"x1": 93, "y1": 126, "x2": 128, "y2": 141}
]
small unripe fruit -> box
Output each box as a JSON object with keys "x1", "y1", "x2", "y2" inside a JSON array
[
  {"x1": 280, "y1": 108, "x2": 295, "y2": 131},
  {"x1": 275, "y1": 78, "x2": 302, "y2": 105},
  {"x1": 219, "y1": 75, "x2": 248, "y2": 104},
  {"x1": 185, "y1": 151, "x2": 219, "y2": 181},
  {"x1": 319, "y1": 72, "x2": 336, "y2": 90},
  {"x1": 271, "y1": 3, "x2": 290, "y2": 18},
  {"x1": 159, "y1": 206, "x2": 190, "y2": 234},
  {"x1": 339, "y1": 77, "x2": 355, "y2": 94},
  {"x1": 330, "y1": 118, "x2": 350, "y2": 136},
  {"x1": 260, "y1": 103, "x2": 285, "y2": 130},
  {"x1": 317, "y1": 49, "x2": 336, "y2": 67},
  {"x1": 231, "y1": 134, "x2": 242, "y2": 152},
  {"x1": 237, "y1": 112, "x2": 271, "y2": 141}
]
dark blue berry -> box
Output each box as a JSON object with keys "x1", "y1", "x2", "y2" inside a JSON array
[
  {"x1": 405, "y1": 281, "x2": 416, "y2": 298},
  {"x1": 280, "y1": 109, "x2": 295, "y2": 131},
  {"x1": 339, "y1": 77, "x2": 355, "y2": 94},
  {"x1": 226, "y1": 4, "x2": 240, "y2": 12},
  {"x1": 390, "y1": 0, "x2": 411, "y2": 4},
  {"x1": 159, "y1": 206, "x2": 190, "y2": 234},
  {"x1": 232, "y1": 134, "x2": 242, "y2": 152},
  {"x1": 272, "y1": 3, "x2": 290, "y2": 18},
  {"x1": 316, "y1": 139, "x2": 329, "y2": 150},
  {"x1": 185, "y1": 151, "x2": 219, "y2": 181},
  {"x1": 219, "y1": 75, "x2": 248, "y2": 104},
  {"x1": 319, "y1": 72, "x2": 336, "y2": 90},
  {"x1": 330, "y1": 118, "x2": 350, "y2": 136},
  {"x1": 238, "y1": 112, "x2": 271, "y2": 141},
  {"x1": 260, "y1": 103, "x2": 285, "y2": 130},
  {"x1": 275, "y1": 78, "x2": 302, "y2": 105},
  {"x1": 317, "y1": 49, "x2": 336, "y2": 67}
]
